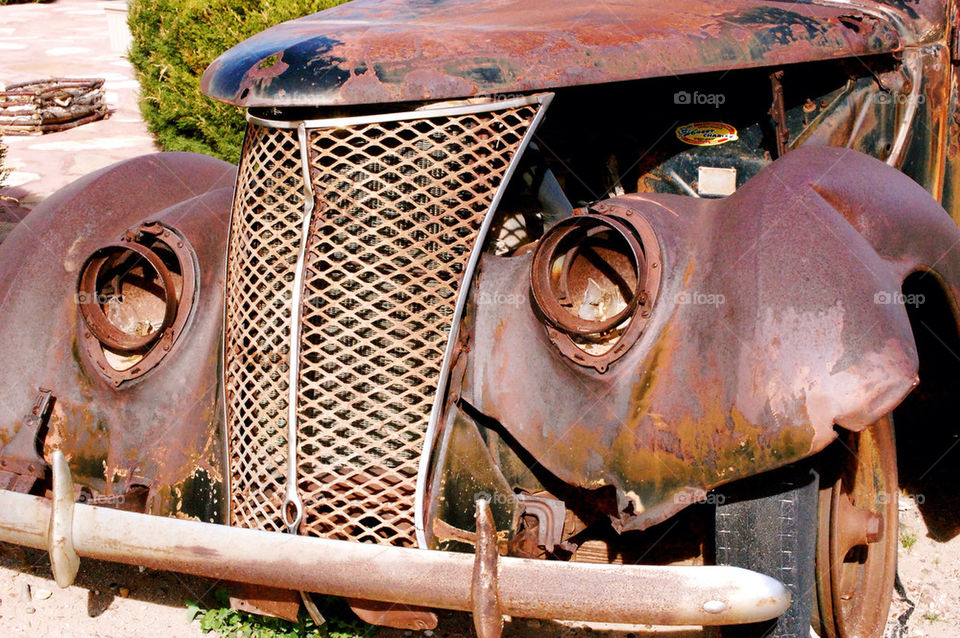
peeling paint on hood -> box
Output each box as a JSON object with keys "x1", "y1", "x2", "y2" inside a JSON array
[{"x1": 201, "y1": 0, "x2": 904, "y2": 107}]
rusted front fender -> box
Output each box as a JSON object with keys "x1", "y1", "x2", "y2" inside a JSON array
[
  {"x1": 0, "y1": 152, "x2": 235, "y2": 521},
  {"x1": 461, "y1": 146, "x2": 960, "y2": 532}
]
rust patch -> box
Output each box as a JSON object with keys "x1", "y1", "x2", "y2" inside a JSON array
[
  {"x1": 173, "y1": 545, "x2": 222, "y2": 559},
  {"x1": 201, "y1": 0, "x2": 906, "y2": 107},
  {"x1": 457, "y1": 146, "x2": 953, "y2": 532},
  {"x1": 0, "y1": 152, "x2": 234, "y2": 518}
]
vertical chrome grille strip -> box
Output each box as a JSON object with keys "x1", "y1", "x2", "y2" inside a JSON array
[
  {"x1": 280, "y1": 122, "x2": 316, "y2": 533},
  {"x1": 224, "y1": 125, "x2": 307, "y2": 533}
]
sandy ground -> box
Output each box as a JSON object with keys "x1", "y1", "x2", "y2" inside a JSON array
[
  {"x1": 0, "y1": 544, "x2": 211, "y2": 637},
  {"x1": 1, "y1": 1, "x2": 959, "y2": 637},
  {"x1": 887, "y1": 497, "x2": 960, "y2": 638}
]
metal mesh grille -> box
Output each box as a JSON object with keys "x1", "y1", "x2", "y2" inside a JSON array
[
  {"x1": 296, "y1": 106, "x2": 538, "y2": 545},
  {"x1": 225, "y1": 125, "x2": 304, "y2": 532},
  {"x1": 225, "y1": 102, "x2": 540, "y2": 546}
]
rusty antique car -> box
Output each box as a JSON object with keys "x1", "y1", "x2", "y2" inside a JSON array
[{"x1": 3, "y1": 0, "x2": 960, "y2": 636}]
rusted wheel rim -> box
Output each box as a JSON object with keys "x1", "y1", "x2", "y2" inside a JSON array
[{"x1": 815, "y1": 416, "x2": 898, "y2": 638}]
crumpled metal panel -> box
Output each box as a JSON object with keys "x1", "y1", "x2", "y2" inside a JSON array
[
  {"x1": 460, "y1": 146, "x2": 960, "y2": 533},
  {"x1": 0, "y1": 153, "x2": 235, "y2": 520},
  {"x1": 201, "y1": 0, "x2": 905, "y2": 108},
  {"x1": 875, "y1": 0, "x2": 949, "y2": 41}
]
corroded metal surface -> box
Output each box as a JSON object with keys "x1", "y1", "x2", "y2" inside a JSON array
[
  {"x1": 76, "y1": 224, "x2": 200, "y2": 386},
  {"x1": 228, "y1": 583, "x2": 303, "y2": 623},
  {"x1": 225, "y1": 103, "x2": 541, "y2": 545},
  {"x1": 460, "y1": 146, "x2": 960, "y2": 533},
  {"x1": 48, "y1": 451, "x2": 79, "y2": 588},
  {"x1": 0, "y1": 152, "x2": 235, "y2": 520},
  {"x1": 345, "y1": 598, "x2": 438, "y2": 630},
  {"x1": 0, "y1": 486, "x2": 794, "y2": 626},
  {"x1": 814, "y1": 416, "x2": 898, "y2": 638},
  {"x1": 3, "y1": 5, "x2": 960, "y2": 632},
  {"x1": 529, "y1": 212, "x2": 662, "y2": 373},
  {"x1": 471, "y1": 498, "x2": 503, "y2": 638},
  {"x1": 0, "y1": 390, "x2": 52, "y2": 492},
  {"x1": 200, "y1": 0, "x2": 911, "y2": 108}
]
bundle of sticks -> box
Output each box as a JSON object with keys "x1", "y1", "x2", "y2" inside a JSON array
[{"x1": 0, "y1": 77, "x2": 107, "y2": 135}]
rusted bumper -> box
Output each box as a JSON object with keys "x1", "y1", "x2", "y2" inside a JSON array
[{"x1": 0, "y1": 452, "x2": 789, "y2": 628}]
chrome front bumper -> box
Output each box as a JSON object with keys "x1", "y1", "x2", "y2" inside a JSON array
[{"x1": 0, "y1": 452, "x2": 790, "y2": 630}]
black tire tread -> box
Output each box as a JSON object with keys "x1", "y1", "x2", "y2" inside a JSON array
[{"x1": 715, "y1": 464, "x2": 819, "y2": 638}]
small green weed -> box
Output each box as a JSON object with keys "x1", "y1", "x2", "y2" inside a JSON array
[{"x1": 187, "y1": 589, "x2": 372, "y2": 638}]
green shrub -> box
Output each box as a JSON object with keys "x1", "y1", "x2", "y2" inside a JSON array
[{"x1": 128, "y1": 0, "x2": 346, "y2": 163}]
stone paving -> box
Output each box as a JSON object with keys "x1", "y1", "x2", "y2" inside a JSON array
[{"x1": 0, "y1": 0, "x2": 158, "y2": 221}]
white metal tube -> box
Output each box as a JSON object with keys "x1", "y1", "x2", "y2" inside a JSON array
[{"x1": 0, "y1": 488, "x2": 789, "y2": 626}]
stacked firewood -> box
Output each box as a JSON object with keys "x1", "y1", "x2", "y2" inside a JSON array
[
  {"x1": 0, "y1": 78, "x2": 107, "y2": 135},
  {"x1": 0, "y1": 132, "x2": 6, "y2": 189}
]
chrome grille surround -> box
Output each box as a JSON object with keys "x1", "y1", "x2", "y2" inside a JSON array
[{"x1": 224, "y1": 95, "x2": 551, "y2": 546}]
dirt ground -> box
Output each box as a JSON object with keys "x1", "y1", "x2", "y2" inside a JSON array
[{"x1": 886, "y1": 496, "x2": 960, "y2": 638}]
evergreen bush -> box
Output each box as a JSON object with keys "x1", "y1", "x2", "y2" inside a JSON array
[{"x1": 128, "y1": 0, "x2": 345, "y2": 163}]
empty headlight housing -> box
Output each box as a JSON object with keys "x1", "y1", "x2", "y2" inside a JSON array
[
  {"x1": 77, "y1": 221, "x2": 197, "y2": 385},
  {"x1": 530, "y1": 207, "x2": 660, "y2": 373}
]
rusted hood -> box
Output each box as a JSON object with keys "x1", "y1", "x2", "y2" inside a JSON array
[{"x1": 201, "y1": 0, "x2": 903, "y2": 108}]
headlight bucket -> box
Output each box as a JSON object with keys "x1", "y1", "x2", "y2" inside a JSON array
[
  {"x1": 529, "y1": 207, "x2": 661, "y2": 373},
  {"x1": 76, "y1": 221, "x2": 197, "y2": 386}
]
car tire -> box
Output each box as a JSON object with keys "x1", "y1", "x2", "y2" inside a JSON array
[{"x1": 714, "y1": 461, "x2": 820, "y2": 638}]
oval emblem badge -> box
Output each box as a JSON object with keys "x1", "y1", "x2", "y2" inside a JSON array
[{"x1": 676, "y1": 122, "x2": 739, "y2": 147}]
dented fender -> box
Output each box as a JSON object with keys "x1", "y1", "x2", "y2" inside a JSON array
[
  {"x1": 460, "y1": 146, "x2": 960, "y2": 532},
  {"x1": 0, "y1": 152, "x2": 235, "y2": 521}
]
